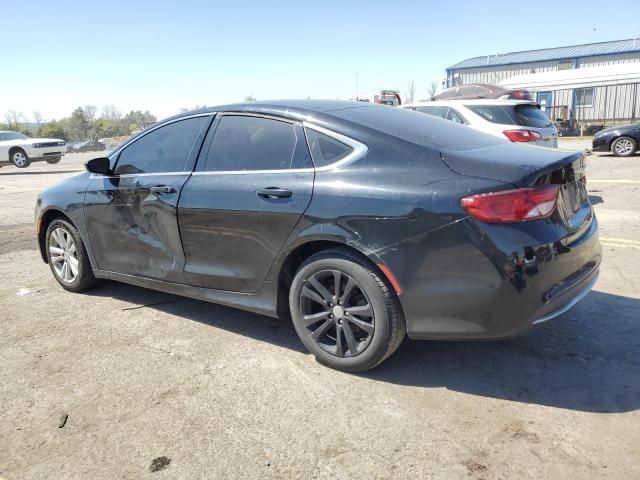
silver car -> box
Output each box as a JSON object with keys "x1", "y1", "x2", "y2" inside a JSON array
[{"x1": 401, "y1": 99, "x2": 558, "y2": 148}]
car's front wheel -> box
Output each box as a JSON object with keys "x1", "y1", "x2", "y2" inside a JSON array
[
  {"x1": 611, "y1": 136, "x2": 637, "y2": 157},
  {"x1": 11, "y1": 149, "x2": 30, "y2": 168},
  {"x1": 46, "y1": 156, "x2": 62, "y2": 164},
  {"x1": 289, "y1": 248, "x2": 406, "y2": 372},
  {"x1": 45, "y1": 219, "x2": 98, "y2": 292}
]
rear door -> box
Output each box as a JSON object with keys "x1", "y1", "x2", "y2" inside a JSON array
[
  {"x1": 178, "y1": 114, "x2": 314, "y2": 292},
  {"x1": 84, "y1": 114, "x2": 211, "y2": 282}
]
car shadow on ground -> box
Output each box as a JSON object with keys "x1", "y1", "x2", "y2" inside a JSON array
[
  {"x1": 88, "y1": 283, "x2": 639, "y2": 413},
  {"x1": 588, "y1": 194, "x2": 604, "y2": 205}
]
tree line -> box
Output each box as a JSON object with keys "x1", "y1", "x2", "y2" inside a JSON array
[{"x1": 1, "y1": 106, "x2": 157, "y2": 142}]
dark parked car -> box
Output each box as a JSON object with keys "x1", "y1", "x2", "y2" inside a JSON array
[
  {"x1": 592, "y1": 123, "x2": 640, "y2": 156},
  {"x1": 68, "y1": 140, "x2": 107, "y2": 153},
  {"x1": 432, "y1": 83, "x2": 532, "y2": 101},
  {"x1": 35, "y1": 100, "x2": 601, "y2": 372}
]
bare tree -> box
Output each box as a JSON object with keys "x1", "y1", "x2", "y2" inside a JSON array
[
  {"x1": 244, "y1": 94, "x2": 256, "y2": 102},
  {"x1": 427, "y1": 81, "x2": 440, "y2": 99},
  {"x1": 102, "y1": 104, "x2": 121, "y2": 120},
  {"x1": 4, "y1": 110, "x2": 24, "y2": 129},
  {"x1": 33, "y1": 111, "x2": 44, "y2": 125},
  {"x1": 84, "y1": 105, "x2": 97, "y2": 124},
  {"x1": 406, "y1": 81, "x2": 416, "y2": 104}
]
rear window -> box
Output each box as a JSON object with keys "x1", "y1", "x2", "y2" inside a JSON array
[
  {"x1": 466, "y1": 104, "x2": 551, "y2": 128},
  {"x1": 514, "y1": 105, "x2": 552, "y2": 128}
]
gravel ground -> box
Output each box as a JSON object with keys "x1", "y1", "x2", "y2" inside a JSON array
[{"x1": 1, "y1": 149, "x2": 639, "y2": 479}]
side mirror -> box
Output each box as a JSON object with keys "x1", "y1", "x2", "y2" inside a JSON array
[{"x1": 85, "y1": 157, "x2": 112, "y2": 175}]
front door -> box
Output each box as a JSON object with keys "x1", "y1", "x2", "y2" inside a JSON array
[
  {"x1": 537, "y1": 91, "x2": 553, "y2": 118},
  {"x1": 84, "y1": 115, "x2": 211, "y2": 282},
  {"x1": 178, "y1": 114, "x2": 314, "y2": 293}
]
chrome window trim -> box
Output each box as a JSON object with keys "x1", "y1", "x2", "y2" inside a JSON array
[
  {"x1": 89, "y1": 172, "x2": 190, "y2": 180},
  {"x1": 302, "y1": 122, "x2": 368, "y2": 172},
  {"x1": 191, "y1": 168, "x2": 314, "y2": 176},
  {"x1": 219, "y1": 111, "x2": 295, "y2": 123},
  {"x1": 191, "y1": 121, "x2": 368, "y2": 176},
  {"x1": 100, "y1": 112, "x2": 368, "y2": 176}
]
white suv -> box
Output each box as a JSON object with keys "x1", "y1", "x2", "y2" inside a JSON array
[
  {"x1": 0, "y1": 131, "x2": 66, "y2": 168},
  {"x1": 400, "y1": 99, "x2": 558, "y2": 148}
]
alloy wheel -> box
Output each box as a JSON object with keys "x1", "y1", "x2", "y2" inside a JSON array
[
  {"x1": 299, "y1": 269, "x2": 375, "y2": 358},
  {"x1": 12, "y1": 152, "x2": 27, "y2": 167},
  {"x1": 614, "y1": 138, "x2": 634, "y2": 155},
  {"x1": 49, "y1": 227, "x2": 79, "y2": 284}
]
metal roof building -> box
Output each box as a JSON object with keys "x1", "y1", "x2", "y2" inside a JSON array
[
  {"x1": 446, "y1": 38, "x2": 640, "y2": 87},
  {"x1": 446, "y1": 39, "x2": 640, "y2": 132}
]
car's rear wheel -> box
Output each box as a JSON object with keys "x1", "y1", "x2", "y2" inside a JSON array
[
  {"x1": 611, "y1": 136, "x2": 637, "y2": 157},
  {"x1": 11, "y1": 149, "x2": 30, "y2": 168},
  {"x1": 45, "y1": 219, "x2": 98, "y2": 292},
  {"x1": 46, "y1": 156, "x2": 62, "y2": 164},
  {"x1": 289, "y1": 248, "x2": 406, "y2": 372}
]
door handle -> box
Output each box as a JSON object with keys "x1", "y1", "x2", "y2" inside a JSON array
[
  {"x1": 150, "y1": 185, "x2": 176, "y2": 195},
  {"x1": 256, "y1": 187, "x2": 292, "y2": 199}
]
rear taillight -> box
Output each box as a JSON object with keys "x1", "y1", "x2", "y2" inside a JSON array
[
  {"x1": 503, "y1": 129, "x2": 542, "y2": 142},
  {"x1": 460, "y1": 185, "x2": 560, "y2": 223}
]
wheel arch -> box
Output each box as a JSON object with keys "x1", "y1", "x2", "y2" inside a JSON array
[
  {"x1": 38, "y1": 209, "x2": 74, "y2": 263},
  {"x1": 8, "y1": 146, "x2": 27, "y2": 158},
  {"x1": 273, "y1": 236, "x2": 399, "y2": 319}
]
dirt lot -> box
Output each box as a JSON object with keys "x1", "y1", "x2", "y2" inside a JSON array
[{"x1": 1, "y1": 149, "x2": 639, "y2": 479}]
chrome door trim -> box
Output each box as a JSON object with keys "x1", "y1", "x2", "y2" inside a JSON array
[{"x1": 89, "y1": 172, "x2": 191, "y2": 180}]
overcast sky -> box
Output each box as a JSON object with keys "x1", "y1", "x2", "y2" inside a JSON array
[{"x1": 4, "y1": 0, "x2": 640, "y2": 121}]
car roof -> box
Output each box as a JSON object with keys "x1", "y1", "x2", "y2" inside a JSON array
[
  {"x1": 402, "y1": 99, "x2": 537, "y2": 108},
  {"x1": 162, "y1": 99, "x2": 377, "y2": 124}
]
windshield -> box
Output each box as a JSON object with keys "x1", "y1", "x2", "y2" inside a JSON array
[{"x1": 2, "y1": 132, "x2": 29, "y2": 140}]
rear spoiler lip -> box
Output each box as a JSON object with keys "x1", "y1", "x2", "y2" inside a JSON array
[
  {"x1": 439, "y1": 148, "x2": 584, "y2": 188},
  {"x1": 517, "y1": 150, "x2": 584, "y2": 187}
]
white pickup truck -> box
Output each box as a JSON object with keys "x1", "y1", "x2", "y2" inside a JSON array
[{"x1": 0, "y1": 131, "x2": 66, "y2": 168}]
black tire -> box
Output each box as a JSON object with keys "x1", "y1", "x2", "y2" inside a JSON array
[
  {"x1": 289, "y1": 247, "x2": 406, "y2": 372},
  {"x1": 611, "y1": 136, "x2": 637, "y2": 157},
  {"x1": 46, "y1": 156, "x2": 62, "y2": 164},
  {"x1": 45, "y1": 219, "x2": 99, "y2": 292},
  {"x1": 10, "y1": 149, "x2": 30, "y2": 168}
]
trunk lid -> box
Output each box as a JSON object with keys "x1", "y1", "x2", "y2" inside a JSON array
[{"x1": 442, "y1": 143, "x2": 591, "y2": 234}]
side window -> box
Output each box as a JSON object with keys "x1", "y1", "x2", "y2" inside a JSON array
[
  {"x1": 446, "y1": 108, "x2": 465, "y2": 124},
  {"x1": 415, "y1": 106, "x2": 449, "y2": 119},
  {"x1": 114, "y1": 117, "x2": 207, "y2": 175},
  {"x1": 202, "y1": 116, "x2": 311, "y2": 171},
  {"x1": 304, "y1": 128, "x2": 353, "y2": 168}
]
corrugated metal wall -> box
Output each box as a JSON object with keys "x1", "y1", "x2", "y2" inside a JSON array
[
  {"x1": 450, "y1": 60, "x2": 561, "y2": 85},
  {"x1": 547, "y1": 82, "x2": 640, "y2": 132},
  {"x1": 578, "y1": 52, "x2": 640, "y2": 67}
]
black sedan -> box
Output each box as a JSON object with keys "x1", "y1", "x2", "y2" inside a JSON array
[
  {"x1": 592, "y1": 123, "x2": 640, "y2": 156},
  {"x1": 69, "y1": 140, "x2": 107, "y2": 153},
  {"x1": 34, "y1": 100, "x2": 601, "y2": 372}
]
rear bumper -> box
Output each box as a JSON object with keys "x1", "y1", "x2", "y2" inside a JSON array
[{"x1": 379, "y1": 214, "x2": 601, "y2": 340}]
